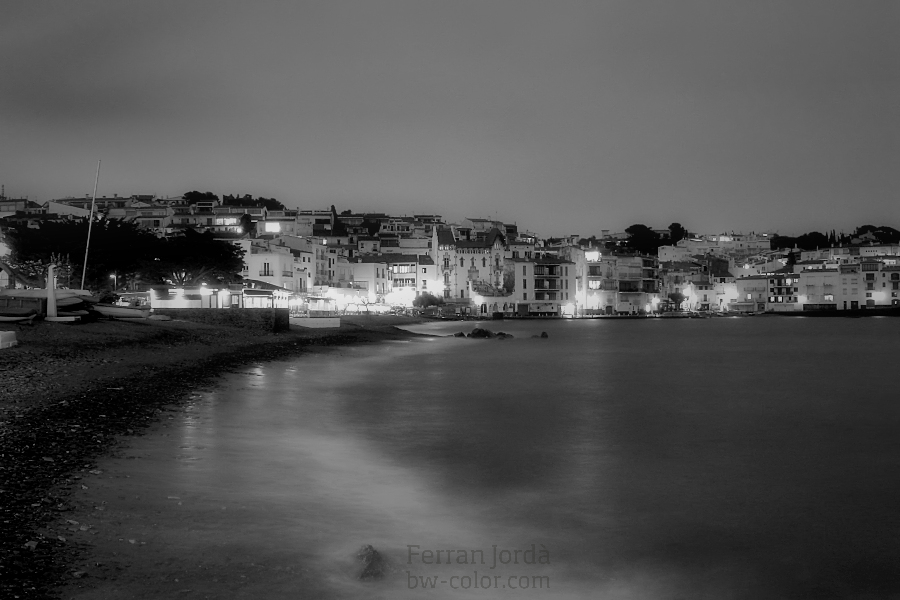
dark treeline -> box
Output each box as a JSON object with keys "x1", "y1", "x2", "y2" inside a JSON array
[
  {"x1": 580, "y1": 223, "x2": 899, "y2": 256},
  {"x1": 2, "y1": 219, "x2": 244, "y2": 291},
  {"x1": 770, "y1": 225, "x2": 900, "y2": 251},
  {"x1": 181, "y1": 191, "x2": 286, "y2": 212}
]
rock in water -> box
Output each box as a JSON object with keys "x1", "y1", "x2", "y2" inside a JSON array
[
  {"x1": 469, "y1": 327, "x2": 496, "y2": 338},
  {"x1": 540, "y1": 331, "x2": 549, "y2": 338},
  {"x1": 357, "y1": 544, "x2": 389, "y2": 580}
]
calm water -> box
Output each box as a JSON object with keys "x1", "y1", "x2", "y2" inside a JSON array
[{"x1": 95, "y1": 318, "x2": 900, "y2": 598}]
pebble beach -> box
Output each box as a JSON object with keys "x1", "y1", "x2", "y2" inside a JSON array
[{"x1": 0, "y1": 315, "x2": 426, "y2": 599}]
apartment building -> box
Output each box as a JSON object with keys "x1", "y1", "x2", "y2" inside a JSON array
[{"x1": 505, "y1": 256, "x2": 577, "y2": 316}]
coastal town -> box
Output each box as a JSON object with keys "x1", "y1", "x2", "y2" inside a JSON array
[{"x1": 1, "y1": 191, "x2": 899, "y2": 319}]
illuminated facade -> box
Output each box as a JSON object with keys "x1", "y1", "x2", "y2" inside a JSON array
[{"x1": 431, "y1": 226, "x2": 507, "y2": 303}]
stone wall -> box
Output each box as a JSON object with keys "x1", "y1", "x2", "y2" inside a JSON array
[{"x1": 153, "y1": 308, "x2": 289, "y2": 332}]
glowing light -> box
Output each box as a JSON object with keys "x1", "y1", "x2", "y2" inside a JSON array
[
  {"x1": 199, "y1": 287, "x2": 213, "y2": 296},
  {"x1": 264, "y1": 222, "x2": 281, "y2": 233},
  {"x1": 651, "y1": 297, "x2": 660, "y2": 306},
  {"x1": 585, "y1": 251, "x2": 601, "y2": 262},
  {"x1": 385, "y1": 288, "x2": 417, "y2": 307}
]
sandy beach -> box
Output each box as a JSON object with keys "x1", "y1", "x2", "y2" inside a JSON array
[{"x1": 0, "y1": 315, "x2": 427, "y2": 599}]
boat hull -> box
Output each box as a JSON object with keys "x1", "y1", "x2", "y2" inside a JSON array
[
  {"x1": 0, "y1": 314, "x2": 36, "y2": 323},
  {"x1": 93, "y1": 304, "x2": 151, "y2": 319}
]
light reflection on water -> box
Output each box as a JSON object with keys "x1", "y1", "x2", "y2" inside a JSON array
[{"x1": 166, "y1": 318, "x2": 900, "y2": 598}]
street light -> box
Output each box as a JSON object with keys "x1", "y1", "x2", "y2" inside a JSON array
[{"x1": 110, "y1": 273, "x2": 117, "y2": 290}]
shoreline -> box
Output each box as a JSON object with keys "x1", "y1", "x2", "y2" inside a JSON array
[{"x1": 0, "y1": 316, "x2": 427, "y2": 599}]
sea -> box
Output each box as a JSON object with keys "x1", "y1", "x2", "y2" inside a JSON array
[{"x1": 91, "y1": 317, "x2": 900, "y2": 599}]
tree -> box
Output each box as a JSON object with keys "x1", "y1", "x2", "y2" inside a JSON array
[
  {"x1": 257, "y1": 197, "x2": 286, "y2": 211},
  {"x1": 3, "y1": 218, "x2": 160, "y2": 290},
  {"x1": 182, "y1": 191, "x2": 218, "y2": 202},
  {"x1": 623, "y1": 224, "x2": 662, "y2": 255},
  {"x1": 143, "y1": 229, "x2": 245, "y2": 286},
  {"x1": 770, "y1": 234, "x2": 796, "y2": 250},
  {"x1": 795, "y1": 231, "x2": 828, "y2": 250},
  {"x1": 667, "y1": 223, "x2": 688, "y2": 245},
  {"x1": 502, "y1": 265, "x2": 516, "y2": 294},
  {"x1": 239, "y1": 213, "x2": 256, "y2": 237},
  {"x1": 667, "y1": 292, "x2": 686, "y2": 309},
  {"x1": 413, "y1": 292, "x2": 444, "y2": 308}
]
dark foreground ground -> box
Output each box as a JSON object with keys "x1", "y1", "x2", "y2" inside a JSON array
[{"x1": 0, "y1": 315, "x2": 426, "y2": 599}]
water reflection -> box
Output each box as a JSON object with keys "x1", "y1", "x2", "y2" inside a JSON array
[{"x1": 109, "y1": 318, "x2": 900, "y2": 598}]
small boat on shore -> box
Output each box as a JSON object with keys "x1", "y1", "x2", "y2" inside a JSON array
[
  {"x1": 0, "y1": 308, "x2": 38, "y2": 323},
  {"x1": 0, "y1": 288, "x2": 95, "y2": 300},
  {"x1": 93, "y1": 304, "x2": 151, "y2": 319}
]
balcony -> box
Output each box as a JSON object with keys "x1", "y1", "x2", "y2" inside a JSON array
[{"x1": 282, "y1": 271, "x2": 293, "y2": 278}]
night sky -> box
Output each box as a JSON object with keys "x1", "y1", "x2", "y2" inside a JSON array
[{"x1": 1, "y1": 1, "x2": 896, "y2": 237}]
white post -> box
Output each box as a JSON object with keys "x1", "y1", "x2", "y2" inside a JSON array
[{"x1": 47, "y1": 264, "x2": 58, "y2": 318}]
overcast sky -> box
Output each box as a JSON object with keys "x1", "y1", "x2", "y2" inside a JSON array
[{"x1": 1, "y1": 1, "x2": 896, "y2": 237}]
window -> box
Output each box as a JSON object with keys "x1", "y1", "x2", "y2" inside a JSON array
[
  {"x1": 460, "y1": 258, "x2": 464, "y2": 267},
  {"x1": 522, "y1": 266, "x2": 526, "y2": 275},
  {"x1": 523, "y1": 292, "x2": 527, "y2": 300},
  {"x1": 522, "y1": 279, "x2": 527, "y2": 289},
  {"x1": 482, "y1": 257, "x2": 486, "y2": 267}
]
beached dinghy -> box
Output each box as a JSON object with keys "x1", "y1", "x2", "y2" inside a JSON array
[
  {"x1": 0, "y1": 308, "x2": 38, "y2": 323},
  {"x1": 93, "y1": 304, "x2": 151, "y2": 319},
  {"x1": 0, "y1": 288, "x2": 95, "y2": 299}
]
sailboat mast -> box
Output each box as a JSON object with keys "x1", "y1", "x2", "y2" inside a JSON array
[{"x1": 80, "y1": 160, "x2": 101, "y2": 290}]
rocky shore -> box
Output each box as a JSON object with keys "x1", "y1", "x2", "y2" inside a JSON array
[{"x1": 0, "y1": 316, "x2": 425, "y2": 599}]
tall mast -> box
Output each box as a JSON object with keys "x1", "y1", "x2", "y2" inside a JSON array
[{"x1": 80, "y1": 160, "x2": 101, "y2": 290}]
